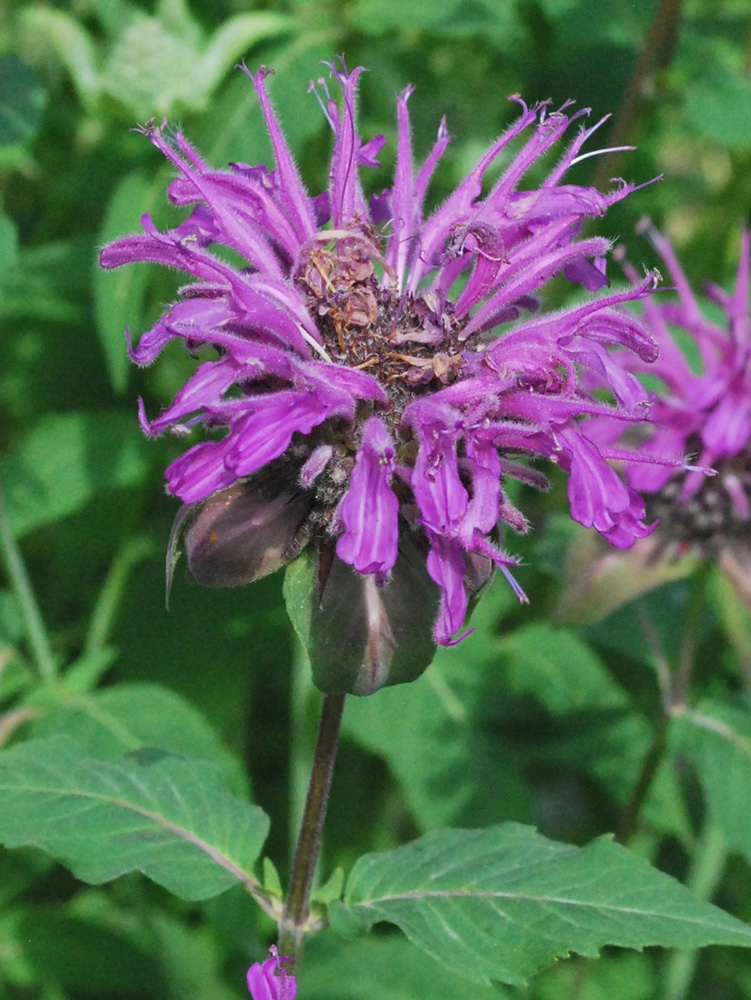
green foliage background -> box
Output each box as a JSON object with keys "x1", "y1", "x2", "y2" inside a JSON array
[{"x1": 2, "y1": 0, "x2": 751, "y2": 998}]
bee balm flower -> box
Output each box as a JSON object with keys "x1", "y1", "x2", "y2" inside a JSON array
[
  {"x1": 610, "y1": 223, "x2": 751, "y2": 604},
  {"x1": 101, "y1": 59, "x2": 672, "y2": 653}
]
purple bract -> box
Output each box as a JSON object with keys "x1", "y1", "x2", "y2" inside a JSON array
[{"x1": 101, "y1": 59, "x2": 684, "y2": 645}]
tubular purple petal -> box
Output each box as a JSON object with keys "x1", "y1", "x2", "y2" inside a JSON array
[
  {"x1": 245, "y1": 66, "x2": 317, "y2": 244},
  {"x1": 336, "y1": 416, "x2": 399, "y2": 574},
  {"x1": 246, "y1": 948, "x2": 296, "y2": 1000}
]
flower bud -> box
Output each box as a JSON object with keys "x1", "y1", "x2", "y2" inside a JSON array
[
  {"x1": 284, "y1": 531, "x2": 440, "y2": 696},
  {"x1": 183, "y1": 478, "x2": 310, "y2": 588}
]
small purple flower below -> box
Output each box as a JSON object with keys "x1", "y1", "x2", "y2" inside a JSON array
[
  {"x1": 247, "y1": 947, "x2": 296, "y2": 1000},
  {"x1": 101, "y1": 58, "x2": 692, "y2": 645}
]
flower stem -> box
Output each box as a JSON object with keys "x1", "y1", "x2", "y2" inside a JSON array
[
  {"x1": 615, "y1": 710, "x2": 670, "y2": 844},
  {"x1": 278, "y1": 691, "x2": 345, "y2": 964},
  {"x1": 83, "y1": 535, "x2": 154, "y2": 658},
  {"x1": 617, "y1": 564, "x2": 710, "y2": 843},
  {"x1": 670, "y1": 561, "x2": 711, "y2": 710}
]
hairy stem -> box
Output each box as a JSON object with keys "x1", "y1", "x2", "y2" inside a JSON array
[{"x1": 278, "y1": 691, "x2": 345, "y2": 964}]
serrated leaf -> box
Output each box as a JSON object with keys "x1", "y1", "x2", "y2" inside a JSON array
[
  {"x1": 671, "y1": 699, "x2": 751, "y2": 862},
  {"x1": 100, "y1": 8, "x2": 203, "y2": 118},
  {"x1": 31, "y1": 682, "x2": 248, "y2": 797},
  {"x1": 0, "y1": 736, "x2": 269, "y2": 901},
  {"x1": 0, "y1": 412, "x2": 150, "y2": 538},
  {"x1": 330, "y1": 824, "x2": 751, "y2": 986}
]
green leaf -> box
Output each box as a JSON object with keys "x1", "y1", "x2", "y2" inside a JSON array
[
  {"x1": 330, "y1": 824, "x2": 751, "y2": 986},
  {"x1": 499, "y1": 622, "x2": 625, "y2": 714},
  {"x1": 31, "y1": 682, "x2": 248, "y2": 797},
  {"x1": 0, "y1": 412, "x2": 150, "y2": 538},
  {"x1": 100, "y1": 6, "x2": 203, "y2": 118},
  {"x1": 69, "y1": 889, "x2": 241, "y2": 1000},
  {"x1": 303, "y1": 935, "x2": 511, "y2": 1000},
  {"x1": 0, "y1": 56, "x2": 47, "y2": 148},
  {"x1": 284, "y1": 541, "x2": 439, "y2": 695},
  {"x1": 671, "y1": 699, "x2": 751, "y2": 862},
  {"x1": 683, "y1": 75, "x2": 751, "y2": 150},
  {"x1": 94, "y1": 171, "x2": 165, "y2": 393},
  {"x1": 12, "y1": 907, "x2": 167, "y2": 995},
  {"x1": 534, "y1": 951, "x2": 653, "y2": 1000},
  {"x1": 0, "y1": 736, "x2": 269, "y2": 901},
  {"x1": 199, "y1": 13, "x2": 296, "y2": 98},
  {"x1": 497, "y1": 622, "x2": 692, "y2": 843},
  {"x1": 18, "y1": 8, "x2": 100, "y2": 109},
  {"x1": 96, "y1": 3, "x2": 292, "y2": 119},
  {"x1": 1, "y1": 238, "x2": 91, "y2": 324},
  {"x1": 0, "y1": 210, "x2": 19, "y2": 267},
  {"x1": 348, "y1": 0, "x2": 522, "y2": 41},
  {"x1": 311, "y1": 865, "x2": 345, "y2": 907}
]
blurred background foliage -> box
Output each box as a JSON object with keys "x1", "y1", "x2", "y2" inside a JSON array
[{"x1": 1, "y1": 0, "x2": 751, "y2": 998}]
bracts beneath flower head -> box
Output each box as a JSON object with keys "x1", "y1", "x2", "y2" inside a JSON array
[{"x1": 101, "y1": 57, "x2": 697, "y2": 672}]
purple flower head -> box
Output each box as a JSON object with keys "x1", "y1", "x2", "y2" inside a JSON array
[
  {"x1": 605, "y1": 223, "x2": 751, "y2": 600},
  {"x1": 101, "y1": 59, "x2": 682, "y2": 645},
  {"x1": 247, "y1": 947, "x2": 296, "y2": 1000}
]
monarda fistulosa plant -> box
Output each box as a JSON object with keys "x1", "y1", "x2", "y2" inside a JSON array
[{"x1": 1, "y1": 57, "x2": 749, "y2": 1000}]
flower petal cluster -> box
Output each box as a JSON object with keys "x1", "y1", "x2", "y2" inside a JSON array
[
  {"x1": 604, "y1": 223, "x2": 751, "y2": 596},
  {"x1": 101, "y1": 59, "x2": 674, "y2": 644},
  {"x1": 247, "y1": 947, "x2": 296, "y2": 1000}
]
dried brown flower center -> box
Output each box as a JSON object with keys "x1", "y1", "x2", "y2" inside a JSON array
[{"x1": 294, "y1": 225, "x2": 469, "y2": 414}]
